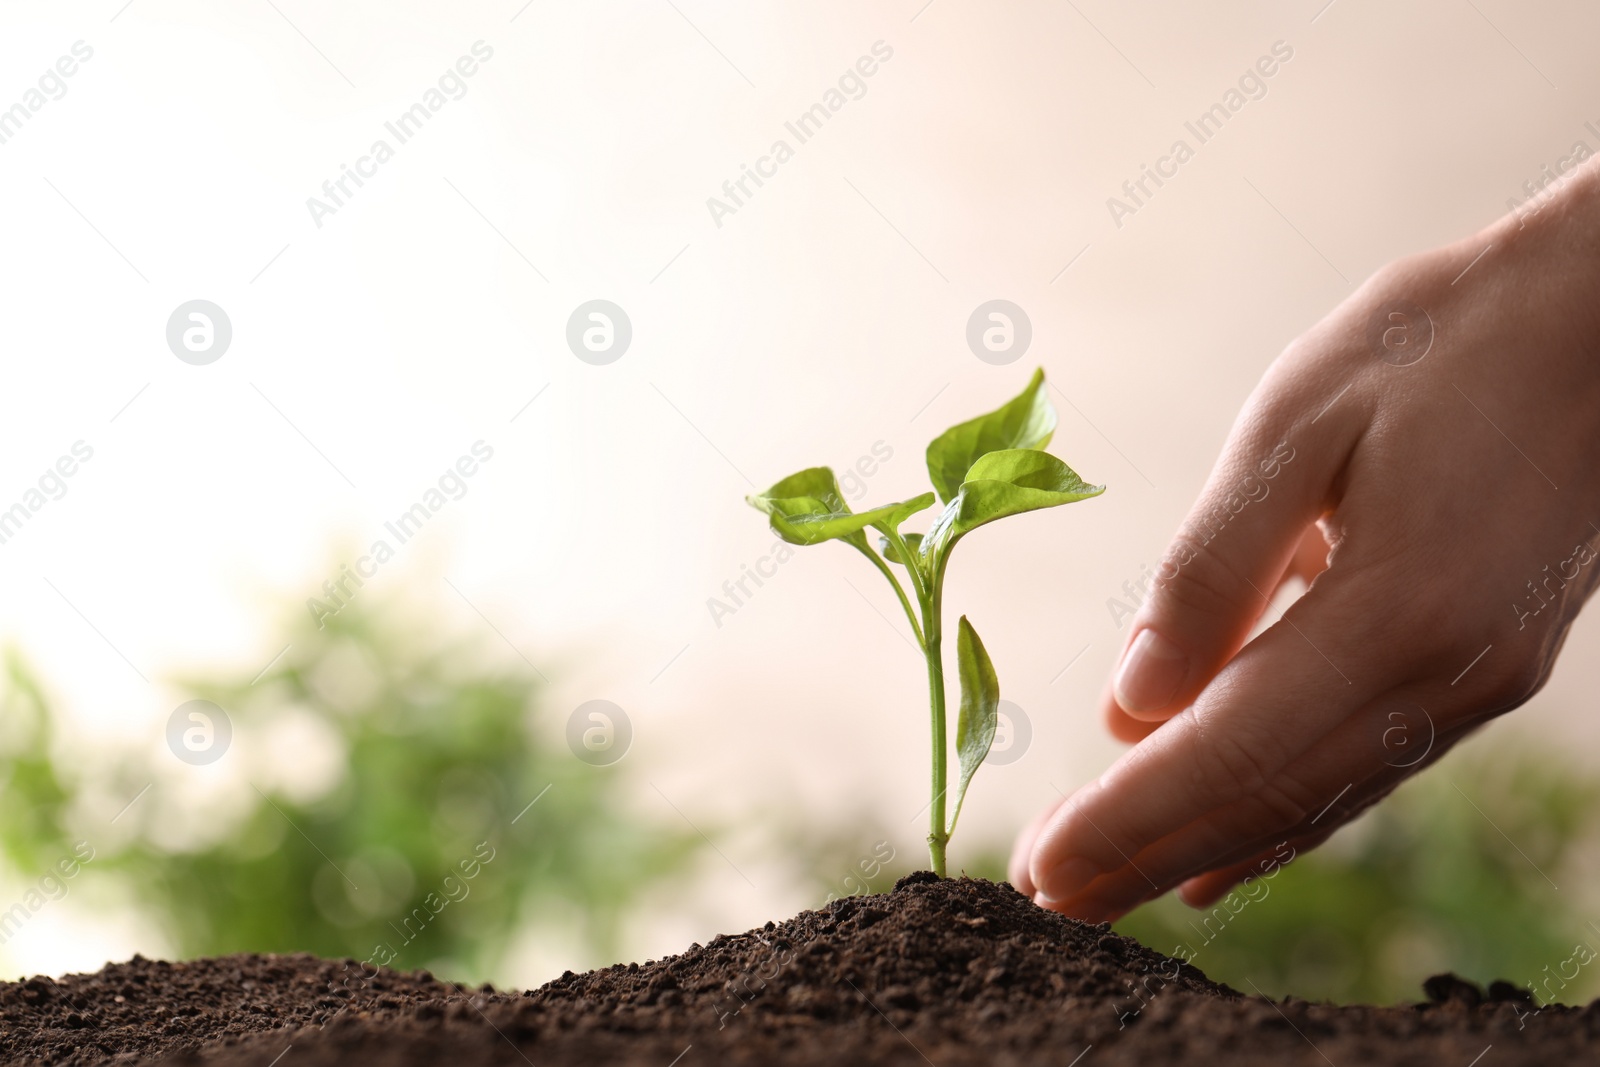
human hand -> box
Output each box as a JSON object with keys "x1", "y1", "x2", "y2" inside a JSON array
[{"x1": 1012, "y1": 158, "x2": 1600, "y2": 921}]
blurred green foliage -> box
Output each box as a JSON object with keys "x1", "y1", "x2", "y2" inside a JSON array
[
  {"x1": 4, "y1": 571, "x2": 1599, "y2": 1009},
  {"x1": 0, "y1": 586, "x2": 698, "y2": 984},
  {"x1": 1113, "y1": 744, "x2": 1600, "y2": 1005},
  {"x1": 959, "y1": 742, "x2": 1600, "y2": 1006}
]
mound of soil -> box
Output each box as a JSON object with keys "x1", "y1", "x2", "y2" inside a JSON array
[{"x1": 3, "y1": 874, "x2": 1595, "y2": 1065}]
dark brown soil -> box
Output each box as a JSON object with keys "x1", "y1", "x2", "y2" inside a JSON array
[{"x1": 3, "y1": 874, "x2": 1595, "y2": 1065}]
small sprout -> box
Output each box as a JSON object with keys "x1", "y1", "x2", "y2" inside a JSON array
[{"x1": 747, "y1": 368, "x2": 1104, "y2": 875}]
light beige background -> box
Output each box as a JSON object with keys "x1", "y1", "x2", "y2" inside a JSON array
[{"x1": 0, "y1": 0, "x2": 1596, "y2": 983}]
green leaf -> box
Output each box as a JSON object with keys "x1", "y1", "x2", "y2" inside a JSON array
[
  {"x1": 746, "y1": 468, "x2": 935, "y2": 547},
  {"x1": 878, "y1": 532, "x2": 924, "y2": 566},
  {"x1": 950, "y1": 449, "x2": 1104, "y2": 537},
  {"x1": 875, "y1": 493, "x2": 938, "y2": 531},
  {"x1": 925, "y1": 367, "x2": 1057, "y2": 504},
  {"x1": 923, "y1": 449, "x2": 1103, "y2": 558},
  {"x1": 948, "y1": 616, "x2": 999, "y2": 838}
]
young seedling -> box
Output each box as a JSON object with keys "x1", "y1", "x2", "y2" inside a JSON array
[{"x1": 747, "y1": 369, "x2": 1103, "y2": 876}]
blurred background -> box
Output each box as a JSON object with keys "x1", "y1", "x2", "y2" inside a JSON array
[{"x1": 1, "y1": 0, "x2": 1599, "y2": 1005}]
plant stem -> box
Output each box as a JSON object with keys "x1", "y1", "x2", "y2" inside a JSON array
[
  {"x1": 923, "y1": 568, "x2": 948, "y2": 877},
  {"x1": 881, "y1": 528, "x2": 928, "y2": 603},
  {"x1": 855, "y1": 533, "x2": 949, "y2": 876},
  {"x1": 856, "y1": 544, "x2": 925, "y2": 647}
]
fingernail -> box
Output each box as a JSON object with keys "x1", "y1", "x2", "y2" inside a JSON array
[
  {"x1": 1114, "y1": 628, "x2": 1188, "y2": 713},
  {"x1": 1038, "y1": 857, "x2": 1100, "y2": 902}
]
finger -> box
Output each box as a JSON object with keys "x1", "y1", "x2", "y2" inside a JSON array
[
  {"x1": 1055, "y1": 897, "x2": 1135, "y2": 925},
  {"x1": 1047, "y1": 699, "x2": 1475, "y2": 919},
  {"x1": 1041, "y1": 697, "x2": 1404, "y2": 918},
  {"x1": 1008, "y1": 797, "x2": 1064, "y2": 896},
  {"x1": 1108, "y1": 366, "x2": 1360, "y2": 723},
  {"x1": 1101, "y1": 522, "x2": 1333, "y2": 745},
  {"x1": 1285, "y1": 522, "x2": 1333, "y2": 588},
  {"x1": 1061, "y1": 766, "x2": 1376, "y2": 922},
  {"x1": 1031, "y1": 568, "x2": 1398, "y2": 909},
  {"x1": 1178, "y1": 830, "x2": 1330, "y2": 908},
  {"x1": 1178, "y1": 854, "x2": 1279, "y2": 909},
  {"x1": 1153, "y1": 707, "x2": 1475, "y2": 906},
  {"x1": 1104, "y1": 679, "x2": 1162, "y2": 743}
]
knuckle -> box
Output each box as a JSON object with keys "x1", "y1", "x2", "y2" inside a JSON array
[
  {"x1": 1361, "y1": 249, "x2": 1450, "y2": 307},
  {"x1": 1247, "y1": 779, "x2": 1314, "y2": 831},
  {"x1": 1360, "y1": 560, "x2": 1552, "y2": 710},
  {"x1": 1320, "y1": 563, "x2": 1444, "y2": 670},
  {"x1": 1483, "y1": 654, "x2": 1551, "y2": 710},
  {"x1": 1364, "y1": 254, "x2": 1422, "y2": 297},
  {"x1": 1153, "y1": 534, "x2": 1251, "y2": 622}
]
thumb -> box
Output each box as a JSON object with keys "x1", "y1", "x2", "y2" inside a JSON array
[{"x1": 1112, "y1": 406, "x2": 1348, "y2": 721}]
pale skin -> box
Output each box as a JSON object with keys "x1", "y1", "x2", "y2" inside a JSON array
[{"x1": 1011, "y1": 155, "x2": 1600, "y2": 922}]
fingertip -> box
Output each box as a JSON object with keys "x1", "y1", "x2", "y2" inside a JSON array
[
  {"x1": 1010, "y1": 799, "x2": 1066, "y2": 897},
  {"x1": 1113, "y1": 628, "x2": 1190, "y2": 715},
  {"x1": 1032, "y1": 856, "x2": 1100, "y2": 904},
  {"x1": 1031, "y1": 890, "x2": 1104, "y2": 923},
  {"x1": 1104, "y1": 700, "x2": 1162, "y2": 743},
  {"x1": 1178, "y1": 874, "x2": 1234, "y2": 910},
  {"x1": 1008, "y1": 841, "x2": 1036, "y2": 897},
  {"x1": 1119, "y1": 703, "x2": 1178, "y2": 724},
  {"x1": 1047, "y1": 891, "x2": 1123, "y2": 925}
]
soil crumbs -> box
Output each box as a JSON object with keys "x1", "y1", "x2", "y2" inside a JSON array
[{"x1": 2, "y1": 873, "x2": 1593, "y2": 1066}]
